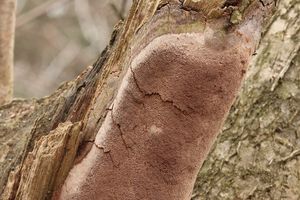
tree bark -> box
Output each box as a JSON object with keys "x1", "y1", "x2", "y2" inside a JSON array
[
  {"x1": 0, "y1": 0, "x2": 16, "y2": 105},
  {"x1": 0, "y1": 0, "x2": 297, "y2": 199},
  {"x1": 193, "y1": 0, "x2": 300, "y2": 199}
]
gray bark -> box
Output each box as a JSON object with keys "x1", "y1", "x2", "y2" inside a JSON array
[{"x1": 193, "y1": 0, "x2": 300, "y2": 199}]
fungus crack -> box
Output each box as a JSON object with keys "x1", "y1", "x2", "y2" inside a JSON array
[
  {"x1": 86, "y1": 140, "x2": 119, "y2": 168},
  {"x1": 129, "y1": 66, "x2": 188, "y2": 115},
  {"x1": 129, "y1": 65, "x2": 144, "y2": 95},
  {"x1": 110, "y1": 108, "x2": 134, "y2": 151},
  {"x1": 146, "y1": 92, "x2": 188, "y2": 115}
]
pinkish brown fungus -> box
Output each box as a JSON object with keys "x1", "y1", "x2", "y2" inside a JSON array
[{"x1": 54, "y1": 1, "x2": 274, "y2": 199}]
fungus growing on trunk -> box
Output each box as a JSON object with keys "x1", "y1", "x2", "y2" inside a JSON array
[{"x1": 53, "y1": 1, "x2": 275, "y2": 199}]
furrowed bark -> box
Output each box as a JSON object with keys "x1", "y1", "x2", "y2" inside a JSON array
[
  {"x1": 0, "y1": 0, "x2": 281, "y2": 200},
  {"x1": 0, "y1": 0, "x2": 16, "y2": 105}
]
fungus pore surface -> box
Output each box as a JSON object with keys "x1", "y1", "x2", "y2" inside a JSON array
[{"x1": 55, "y1": 18, "x2": 260, "y2": 199}]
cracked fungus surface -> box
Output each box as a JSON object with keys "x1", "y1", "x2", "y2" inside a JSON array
[{"x1": 57, "y1": 30, "x2": 254, "y2": 200}]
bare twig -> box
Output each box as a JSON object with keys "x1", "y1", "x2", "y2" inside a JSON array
[
  {"x1": 36, "y1": 41, "x2": 81, "y2": 93},
  {"x1": 74, "y1": 0, "x2": 100, "y2": 48},
  {"x1": 110, "y1": 0, "x2": 128, "y2": 20},
  {"x1": 16, "y1": 0, "x2": 71, "y2": 28},
  {"x1": 0, "y1": 0, "x2": 16, "y2": 105}
]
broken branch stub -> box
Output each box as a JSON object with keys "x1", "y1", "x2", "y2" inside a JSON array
[{"x1": 54, "y1": 1, "x2": 275, "y2": 200}]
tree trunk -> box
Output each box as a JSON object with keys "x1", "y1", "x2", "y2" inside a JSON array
[
  {"x1": 193, "y1": 0, "x2": 300, "y2": 199},
  {"x1": 0, "y1": 0, "x2": 297, "y2": 199}
]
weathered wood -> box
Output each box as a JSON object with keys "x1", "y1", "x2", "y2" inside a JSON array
[
  {"x1": 1, "y1": 1, "x2": 163, "y2": 199},
  {"x1": 3, "y1": 122, "x2": 82, "y2": 200}
]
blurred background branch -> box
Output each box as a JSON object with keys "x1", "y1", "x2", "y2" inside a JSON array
[
  {"x1": 110, "y1": 0, "x2": 128, "y2": 20},
  {"x1": 14, "y1": 0, "x2": 131, "y2": 98},
  {"x1": 0, "y1": 0, "x2": 16, "y2": 105},
  {"x1": 16, "y1": 0, "x2": 71, "y2": 28}
]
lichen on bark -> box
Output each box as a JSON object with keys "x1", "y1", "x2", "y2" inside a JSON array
[{"x1": 193, "y1": 0, "x2": 300, "y2": 199}]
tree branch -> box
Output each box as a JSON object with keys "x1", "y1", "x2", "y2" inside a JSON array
[
  {"x1": 0, "y1": 0, "x2": 16, "y2": 105},
  {"x1": 0, "y1": 0, "x2": 277, "y2": 199}
]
